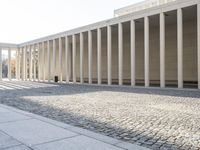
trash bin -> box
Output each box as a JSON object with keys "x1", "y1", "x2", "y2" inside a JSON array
[{"x1": 54, "y1": 76, "x2": 58, "y2": 82}]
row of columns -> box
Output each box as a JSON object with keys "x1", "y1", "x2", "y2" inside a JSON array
[{"x1": 13, "y1": 4, "x2": 200, "y2": 89}]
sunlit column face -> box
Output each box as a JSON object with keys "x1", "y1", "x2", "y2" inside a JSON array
[
  {"x1": 198, "y1": 4, "x2": 200, "y2": 89},
  {"x1": 72, "y1": 35, "x2": 76, "y2": 83},
  {"x1": 131, "y1": 20, "x2": 136, "y2": 86},
  {"x1": 47, "y1": 41, "x2": 50, "y2": 82},
  {"x1": 118, "y1": 23, "x2": 123, "y2": 86},
  {"x1": 88, "y1": 31, "x2": 92, "y2": 84},
  {"x1": 107, "y1": 26, "x2": 112, "y2": 85},
  {"x1": 0, "y1": 48, "x2": 2, "y2": 80},
  {"x1": 65, "y1": 37, "x2": 69, "y2": 83},
  {"x1": 177, "y1": 8, "x2": 183, "y2": 88},
  {"x1": 144, "y1": 16, "x2": 149, "y2": 87},
  {"x1": 160, "y1": 13, "x2": 165, "y2": 88},
  {"x1": 59, "y1": 38, "x2": 63, "y2": 82},
  {"x1": 97, "y1": 28, "x2": 101, "y2": 85},
  {"x1": 80, "y1": 33, "x2": 84, "y2": 84}
]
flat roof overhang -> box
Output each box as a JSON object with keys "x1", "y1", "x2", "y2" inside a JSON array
[{"x1": 0, "y1": 43, "x2": 18, "y2": 49}]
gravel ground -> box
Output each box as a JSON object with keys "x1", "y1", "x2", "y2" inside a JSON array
[{"x1": 0, "y1": 81, "x2": 200, "y2": 150}]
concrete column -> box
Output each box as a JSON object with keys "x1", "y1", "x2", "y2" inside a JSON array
[
  {"x1": 118, "y1": 23, "x2": 123, "y2": 86},
  {"x1": 59, "y1": 38, "x2": 62, "y2": 82},
  {"x1": 107, "y1": 25, "x2": 112, "y2": 85},
  {"x1": 47, "y1": 40, "x2": 50, "y2": 82},
  {"x1": 80, "y1": 32, "x2": 84, "y2": 84},
  {"x1": 177, "y1": 8, "x2": 183, "y2": 88},
  {"x1": 17, "y1": 48, "x2": 21, "y2": 80},
  {"x1": 15, "y1": 50, "x2": 18, "y2": 80},
  {"x1": 0, "y1": 48, "x2": 2, "y2": 81},
  {"x1": 72, "y1": 35, "x2": 76, "y2": 83},
  {"x1": 16, "y1": 49, "x2": 20, "y2": 80},
  {"x1": 160, "y1": 12, "x2": 165, "y2": 88},
  {"x1": 97, "y1": 28, "x2": 102, "y2": 85},
  {"x1": 29, "y1": 45, "x2": 32, "y2": 81},
  {"x1": 144, "y1": 16, "x2": 150, "y2": 87},
  {"x1": 25, "y1": 46, "x2": 27, "y2": 81},
  {"x1": 33, "y1": 45, "x2": 36, "y2": 81},
  {"x1": 198, "y1": 4, "x2": 200, "y2": 89},
  {"x1": 8, "y1": 49, "x2": 11, "y2": 81},
  {"x1": 88, "y1": 31, "x2": 92, "y2": 84},
  {"x1": 65, "y1": 36, "x2": 69, "y2": 83},
  {"x1": 37, "y1": 43, "x2": 40, "y2": 81},
  {"x1": 131, "y1": 20, "x2": 136, "y2": 86},
  {"x1": 42, "y1": 42, "x2": 45, "y2": 82},
  {"x1": 52, "y1": 39, "x2": 56, "y2": 81},
  {"x1": 22, "y1": 47, "x2": 26, "y2": 81}
]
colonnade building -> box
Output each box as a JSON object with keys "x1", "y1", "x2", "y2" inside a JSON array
[{"x1": 0, "y1": 0, "x2": 200, "y2": 89}]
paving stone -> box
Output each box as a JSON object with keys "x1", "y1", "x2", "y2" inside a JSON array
[{"x1": 0, "y1": 82, "x2": 200, "y2": 149}]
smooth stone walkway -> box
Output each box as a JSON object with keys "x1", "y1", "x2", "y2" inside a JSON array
[{"x1": 0, "y1": 104, "x2": 149, "y2": 150}]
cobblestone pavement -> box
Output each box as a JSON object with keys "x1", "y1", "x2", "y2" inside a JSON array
[{"x1": 0, "y1": 81, "x2": 200, "y2": 150}]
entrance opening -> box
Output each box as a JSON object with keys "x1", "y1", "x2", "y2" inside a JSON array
[
  {"x1": 11, "y1": 50, "x2": 16, "y2": 79},
  {"x1": 183, "y1": 5, "x2": 198, "y2": 89},
  {"x1": 2, "y1": 50, "x2": 8, "y2": 79}
]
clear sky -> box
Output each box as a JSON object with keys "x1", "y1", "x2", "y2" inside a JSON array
[{"x1": 0, "y1": 0, "x2": 143, "y2": 44}]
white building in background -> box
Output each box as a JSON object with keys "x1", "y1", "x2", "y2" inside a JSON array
[
  {"x1": 114, "y1": 0, "x2": 176, "y2": 17},
  {"x1": 0, "y1": 0, "x2": 200, "y2": 89}
]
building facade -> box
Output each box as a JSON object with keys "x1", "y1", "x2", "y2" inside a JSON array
[{"x1": 0, "y1": 0, "x2": 200, "y2": 89}]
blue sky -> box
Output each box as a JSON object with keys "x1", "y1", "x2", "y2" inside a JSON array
[{"x1": 0, "y1": 0, "x2": 143, "y2": 43}]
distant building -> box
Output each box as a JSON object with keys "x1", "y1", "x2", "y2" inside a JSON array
[{"x1": 114, "y1": 0, "x2": 176, "y2": 17}]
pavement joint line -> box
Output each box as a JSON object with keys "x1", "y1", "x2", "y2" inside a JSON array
[
  {"x1": 0, "y1": 104, "x2": 74, "y2": 130},
  {"x1": 31, "y1": 134, "x2": 81, "y2": 147},
  {"x1": 65, "y1": 127, "x2": 126, "y2": 147},
  {"x1": 0, "y1": 144, "x2": 23, "y2": 150},
  {"x1": 32, "y1": 135, "x2": 128, "y2": 150},
  {"x1": 0, "y1": 118, "x2": 33, "y2": 124},
  {"x1": 24, "y1": 114, "x2": 75, "y2": 130},
  {"x1": 0, "y1": 104, "x2": 34, "y2": 116},
  {"x1": 0, "y1": 128, "x2": 30, "y2": 149}
]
